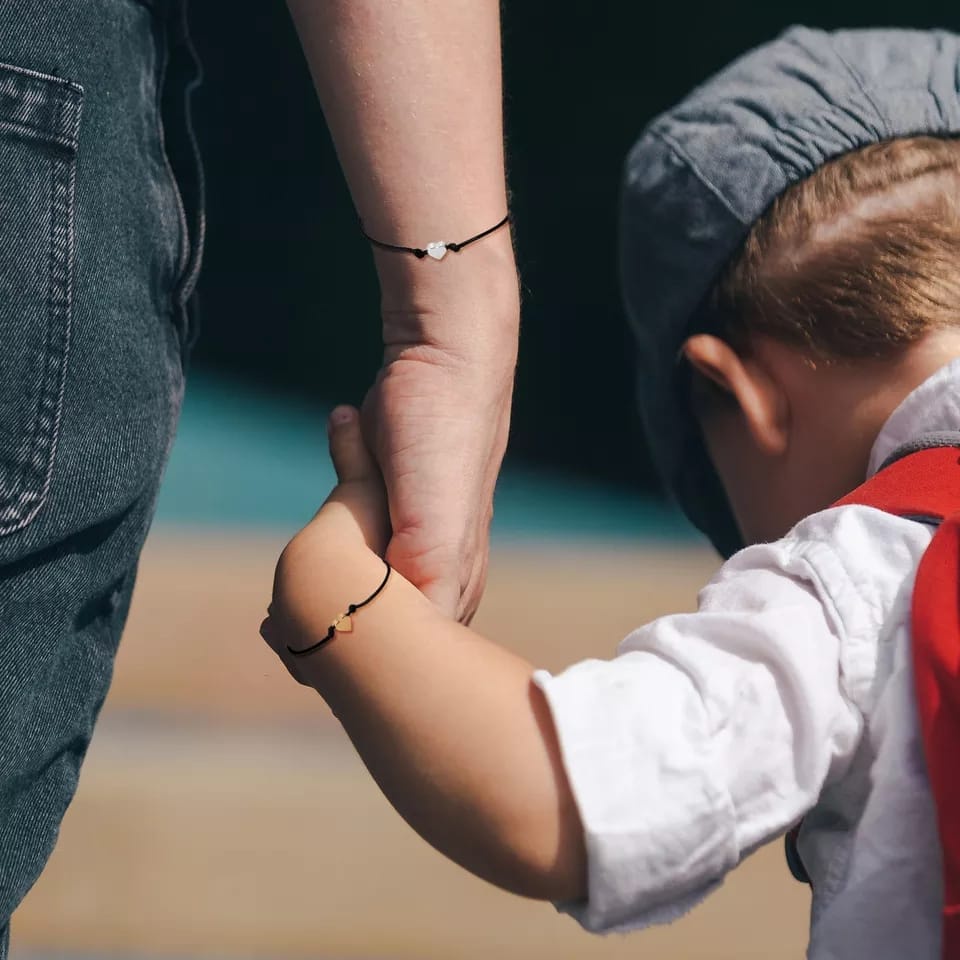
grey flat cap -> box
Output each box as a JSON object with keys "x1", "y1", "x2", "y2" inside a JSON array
[{"x1": 621, "y1": 26, "x2": 960, "y2": 556}]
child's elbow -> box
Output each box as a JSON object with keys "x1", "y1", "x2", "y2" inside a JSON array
[
  {"x1": 494, "y1": 687, "x2": 589, "y2": 902},
  {"x1": 510, "y1": 851, "x2": 588, "y2": 904},
  {"x1": 493, "y1": 811, "x2": 588, "y2": 903}
]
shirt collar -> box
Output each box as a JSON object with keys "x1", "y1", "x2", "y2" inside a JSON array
[{"x1": 867, "y1": 357, "x2": 960, "y2": 478}]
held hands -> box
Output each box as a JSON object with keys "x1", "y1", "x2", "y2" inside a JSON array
[{"x1": 264, "y1": 235, "x2": 521, "y2": 677}]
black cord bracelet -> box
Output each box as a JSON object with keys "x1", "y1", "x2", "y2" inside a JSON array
[
  {"x1": 359, "y1": 213, "x2": 511, "y2": 261},
  {"x1": 286, "y1": 561, "x2": 392, "y2": 658}
]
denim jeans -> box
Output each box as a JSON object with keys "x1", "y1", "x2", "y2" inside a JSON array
[{"x1": 0, "y1": 0, "x2": 204, "y2": 952}]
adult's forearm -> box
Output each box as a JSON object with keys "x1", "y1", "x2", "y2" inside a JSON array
[
  {"x1": 288, "y1": 0, "x2": 517, "y2": 336},
  {"x1": 289, "y1": 0, "x2": 507, "y2": 237}
]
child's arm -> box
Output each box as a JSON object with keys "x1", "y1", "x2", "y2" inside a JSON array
[{"x1": 261, "y1": 408, "x2": 587, "y2": 902}]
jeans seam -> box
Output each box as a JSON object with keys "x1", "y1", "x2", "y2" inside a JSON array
[
  {"x1": 0, "y1": 98, "x2": 80, "y2": 535},
  {"x1": 155, "y1": 15, "x2": 190, "y2": 293},
  {"x1": 173, "y1": 0, "x2": 206, "y2": 312},
  {"x1": 0, "y1": 155, "x2": 57, "y2": 532}
]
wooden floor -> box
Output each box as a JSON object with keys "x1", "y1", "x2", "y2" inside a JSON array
[{"x1": 13, "y1": 532, "x2": 810, "y2": 958}]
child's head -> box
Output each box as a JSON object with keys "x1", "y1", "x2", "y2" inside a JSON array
[
  {"x1": 684, "y1": 136, "x2": 960, "y2": 543},
  {"x1": 620, "y1": 27, "x2": 960, "y2": 554}
]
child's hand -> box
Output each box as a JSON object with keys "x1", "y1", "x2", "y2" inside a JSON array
[{"x1": 261, "y1": 406, "x2": 391, "y2": 680}]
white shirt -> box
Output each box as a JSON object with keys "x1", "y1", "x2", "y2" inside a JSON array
[{"x1": 533, "y1": 358, "x2": 960, "y2": 959}]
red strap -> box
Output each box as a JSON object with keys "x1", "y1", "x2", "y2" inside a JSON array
[
  {"x1": 837, "y1": 446, "x2": 960, "y2": 960},
  {"x1": 834, "y1": 447, "x2": 960, "y2": 517},
  {"x1": 912, "y1": 512, "x2": 960, "y2": 959}
]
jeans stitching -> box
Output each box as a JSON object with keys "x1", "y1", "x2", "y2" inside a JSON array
[
  {"x1": 0, "y1": 62, "x2": 82, "y2": 151},
  {"x1": 0, "y1": 154, "x2": 57, "y2": 530},
  {"x1": 0, "y1": 86, "x2": 81, "y2": 535},
  {"x1": 174, "y1": 0, "x2": 206, "y2": 311},
  {"x1": 155, "y1": 14, "x2": 190, "y2": 292}
]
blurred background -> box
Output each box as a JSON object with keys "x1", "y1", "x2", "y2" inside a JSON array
[{"x1": 12, "y1": 0, "x2": 955, "y2": 957}]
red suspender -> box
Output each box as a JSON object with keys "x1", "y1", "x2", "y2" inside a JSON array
[
  {"x1": 836, "y1": 447, "x2": 960, "y2": 959},
  {"x1": 913, "y1": 507, "x2": 960, "y2": 957},
  {"x1": 833, "y1": 447, "x2": 960, "y2": 519}
]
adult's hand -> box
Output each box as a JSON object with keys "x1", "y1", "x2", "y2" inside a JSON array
[
  {"x1": 365, "y1": 242, "x2": 519, "y2": 621},
  {"x1": 288, "y1": 0, "x2": 518, "y2": 619}
]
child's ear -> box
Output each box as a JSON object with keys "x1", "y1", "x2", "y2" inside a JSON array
[
  {"x1": 682, "y1": 334, "x2": 789, "y2": 457},
  {"x1": 683, "y1": 334, "x2": 738, "y2": 398}
]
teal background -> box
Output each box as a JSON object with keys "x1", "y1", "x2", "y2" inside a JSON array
[{"x1": 154, "y1": 374, "x2": 693, "y2": 541}]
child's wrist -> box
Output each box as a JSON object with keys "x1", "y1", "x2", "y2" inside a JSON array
[{"x1": 276, "y1": 516, "x2": 385, "y2": 642}]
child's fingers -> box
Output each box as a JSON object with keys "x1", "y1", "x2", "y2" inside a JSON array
[{"x1": 328, "y1": 406, "x2": 377, "y2": 482}]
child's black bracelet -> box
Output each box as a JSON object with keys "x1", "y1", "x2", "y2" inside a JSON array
[
  {"x1": 359, "y1": 213, "x2": 511, "y2": 261},
  {"x1": 286, "y1": 561, "x2": 392, "y2": 658}
]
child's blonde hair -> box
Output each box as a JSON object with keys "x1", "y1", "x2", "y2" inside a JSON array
[{"x1": 710, "y1": 136, "x2": 960, "y2": 359}]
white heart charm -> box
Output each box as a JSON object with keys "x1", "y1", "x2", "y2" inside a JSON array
[{"x1": 425, "y1": 241, "x2": 448, "y2": 261}]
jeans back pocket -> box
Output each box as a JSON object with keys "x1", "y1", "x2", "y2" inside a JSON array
[{"x1": 0, "y1": 63, "x2": 83, "y2": 536}]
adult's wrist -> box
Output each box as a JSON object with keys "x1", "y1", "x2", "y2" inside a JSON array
[
  {"x1": 374, "y1": 224, "x2": 517, "y2": 307},
  {"x1": 375, "y1": 232, "x2": 520, "y2": 368}
]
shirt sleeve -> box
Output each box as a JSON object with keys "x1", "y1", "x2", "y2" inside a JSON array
[{"x1": 532, "y1": 542, "x2": 863, "y2": 933}]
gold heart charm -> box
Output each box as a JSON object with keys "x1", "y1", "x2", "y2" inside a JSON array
[{"x1": 333, "y1": 614, "x2": 353, "y2": 633}]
